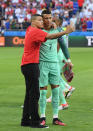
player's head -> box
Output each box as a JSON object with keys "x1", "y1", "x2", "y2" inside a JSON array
[
  {"x1": 31, "y1": 14, "x2": 43, "y2": 29},
  {"x1": 41, "y1": 9, "x2": 52, "y2": 29}
]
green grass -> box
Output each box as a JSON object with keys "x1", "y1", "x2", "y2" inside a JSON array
[{"x1": 0, "y1": 47, "x2": 93, "y2": 131}]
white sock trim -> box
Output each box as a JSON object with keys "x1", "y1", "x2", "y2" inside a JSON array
[
  {"x1": 41, "y1": 114, "x2": 46, "y2": 118},
  {"x1": 53, "y1": 115, "x2": 58, "y2": 119}
]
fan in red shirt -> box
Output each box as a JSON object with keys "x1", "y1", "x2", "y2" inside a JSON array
[
  {"x1": 21, "y1": 26, "x2": 47, "y2": 65},
  {"x1": 78, "y1": 0, "x2": 84, "y2": 12},
  {"x1": 21, "y1": 14, "x2": 74, "y2": 129}
]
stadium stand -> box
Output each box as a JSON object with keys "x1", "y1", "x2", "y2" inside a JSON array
[{"x1": 0, "y1": 0, "x2": 93, "y2": 36}]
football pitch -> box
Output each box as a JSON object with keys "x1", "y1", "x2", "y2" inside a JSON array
[{"x1": 0, "y1": 47, "x2": 93, "y2": 131}]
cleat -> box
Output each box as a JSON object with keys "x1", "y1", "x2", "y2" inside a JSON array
[
  {"x1": 40, "y1": 117, "x2": 46, "y2": 126},
  {"x1": 58, "y1": 103, "x2": 69, "y2": 110},
  {"x1": 46, "y1": 96, "x2": 52, "y2": 103},
  {"x1": 53, "y1": 118, "x2": 66, "y2": 126},
  {"x1": 65, "y1": 87, "x2": 75, "y2": 99}
]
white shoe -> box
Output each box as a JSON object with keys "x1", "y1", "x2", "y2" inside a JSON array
[
  {"x1": 66, "y1": 87, "x2": 75, "y2": 99},
  {"x1": 58, "y1": 103, "x2": 69, "y2": 110}
]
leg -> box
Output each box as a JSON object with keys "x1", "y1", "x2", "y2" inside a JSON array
[
  {"x1": 59, "y1": 84, "x2": 69, "y2": 110},
  {"x1": 51, "y1": 85, "x2": 66, "y2": 126},
  {"x1": 51, "y1": 85, "x2": 59, "y2": 118},
  {"x1": 39, "y1": 61, "x2": 49, "y2": 124},
  {"x1": 21, "y1": 64, "x2": 40, "y2": 126},
  {"x1": 62, "y1": 80, "x2": 75, "y2": 99},
  {"x1": 59, "y1": 85, "x2": 67, "y2": 105},
  {"x1": 40, "y1": 87, "x2": 47, "y2": 118},
  {"x1": 29, "y1": 69, "x2": 40, "y2": 125},
  {"x1": 59, "y1": 76, "x2": 68, "y2": 105},
  {"x1": 39, "y1": 86, "x2": 47, "y2": 125},
  {"x1": 21, "y1": 65, "x2": 30, "y2": 125}
]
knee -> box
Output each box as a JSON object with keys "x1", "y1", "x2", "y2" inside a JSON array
[{"x1": 52, "y1": 87, "x2": 59, "y2": 96}]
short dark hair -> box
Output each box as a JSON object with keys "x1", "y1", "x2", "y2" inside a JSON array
[
  {"x1": 31, "y1": 14, "x2": 42, "y2": 22},
  {"x1": 42, "y1": 9, "x2": 51, "y2": 16}
]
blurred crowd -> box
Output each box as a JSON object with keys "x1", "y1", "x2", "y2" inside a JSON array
[{"x1": 0, "y1": 0, "x2": 93, "y2": 36}]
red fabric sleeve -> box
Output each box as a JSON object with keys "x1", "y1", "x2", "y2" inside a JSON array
[{"x1": 32, "y1": 28, "x2": 48, "y2": 43}]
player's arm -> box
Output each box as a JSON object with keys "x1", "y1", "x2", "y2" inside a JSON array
[
  {"x1": 58, "y1": 39, "x2": 73, "y2": 68},
  {"x1": 57, "y1": 25, "x2": 74, "y2": 68},
  {"x1": 46, "y1": 25, "x2": 75, "y2": 39},
  {"x1": 58, "y1": 37, "x2": 70, "y2": 59}
]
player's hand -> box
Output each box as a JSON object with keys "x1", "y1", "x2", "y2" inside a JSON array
[
  {"x1": 63, "y1": 59, "x2": 73, "y2": 69},
  {"x1": 63, "y1": 62, "x2": 74, "y2": 82},
  {"x1": 65, "y1": 22, "x2": 75, "y2": 34},
  {"x1": 67, "y1": 62, "x2": 73, "y2": 69}
]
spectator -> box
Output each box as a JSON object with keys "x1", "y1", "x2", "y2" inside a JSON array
[
  {"x1": 11, "y1": 19, "x2": 17, "y2": 29},
  {"x1": 31, "y1": 8, "x2": 37, "y2": 15},
  {"x1": 32, "y1": 0, "x2": 37, "y2": 8},
  {"x1": 75, "y1": 17, "x2": 81, "y2": 31},
  {"x1": 40, "y1": 0, "x2": 46, "y2": 9},
  {"x1": 81, "y1": 19, "x2": 87, "y2": 31},
  {"x1": 45, "y1": 0, "x2": 52, "y2": 9},
  {"x1": 79, "y1": 9, "x2": 84, "y2": 19},
  {"x1": 86, "y1": 9, "x2": 92, "y2": 18},
  {"x1": 78, "y1": 0, "x2": 84, "y2": 12},
  {"x1": 62, "y1": 18, "x2": 68, "y2": 27},
  {"x1": 0, "y1": 16, "x2": 1, "y2": 27},
  {"x1": 55, "y1": 0, "x2": 63, "y2": 10},
  {"x1": 81, "y1": 16, "x2": 88, "y2": 23},
  {"x1": 83, "y1": 6, "x2": 88, "y2": 17},
  {"x1": 15, "y1": 19, "x2": 20, "y2": 29},
  {"x1": 86, "y1": 0, "x2": 93, "y2": 12},
  {"x1": 5, "y1": 6, "x2": 13, "y2": 19},
  {"x1": 53, "y1": 10, "x2": 60, "y2": 20},
  {"x1": 0, "y1": 3, "x2": 2, "y2": 16},
  {"x1": 18, "y1": 14, "x2": 24, "y2": 24},
  {"x1": 15, "y1": 5, "x2": 21, "y2": 18},
  {"x1": 22, "y1": 19, "x2": 31, "y2": 29},
  {"x1": 66, "y1": 0, "x2": 73, "y2": 18},
  {"x1": 86, "y1": 18, "x2": 93, "y2": 31},
  {"x1": 70, "y1": 14, "x2": 77, "y2": 25},
  {"x1": 8, "y1": 12, "x2": 14, "y2": 21},
  {"x1": 37, "y1": 6, "x2": 42, "y2": 15},
  {"x1": 63, "y1": 6, "x2": 70, "y2": 22},
  {"x1": 12, "y1": 0, "x2": 19, "y2": 4},
  {"x1": 5, "y1": 18, "x2": 10, "y2": 30}
]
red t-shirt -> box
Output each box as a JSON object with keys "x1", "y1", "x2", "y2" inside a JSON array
[
  {"x1": 21, "y1": 26, "x2": 48, "y2": 66},
  {"x1": 78, "y1": 0, "x2": 84, "y2": 7}
]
